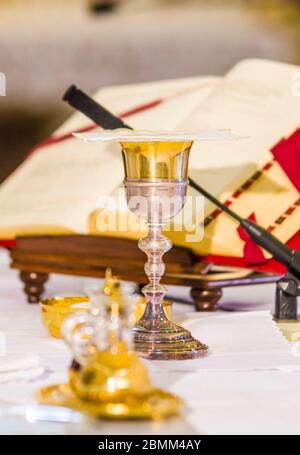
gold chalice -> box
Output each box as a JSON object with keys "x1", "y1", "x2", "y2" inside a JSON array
[
  {"x1": 121, "y1": 139, "x2": 207, "y2": 360},
  {"x1": 76, "y1": 129, "x2": 241, "y2": 360}
]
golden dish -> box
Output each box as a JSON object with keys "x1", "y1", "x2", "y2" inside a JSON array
[{"x1": 40, "y1": 296, "x2": 89, "y2": 338}]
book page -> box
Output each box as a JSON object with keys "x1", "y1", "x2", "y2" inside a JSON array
[
  {"x1": 0, "y1": 140, "x2": 123, "y2": 237},
  {"x1": 55, "y1": 76, "x2": 220, "y2": 137},
  {"x1": 182, "y1": 59, "x2": 300, "y2": 200},
  {"x1": 172, "y1": 59, "x2": 300, "y2": 257}
]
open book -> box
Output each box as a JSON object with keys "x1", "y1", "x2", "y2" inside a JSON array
[{"x1": 0, "y1": 59, "x2": 299, "y2": 269}]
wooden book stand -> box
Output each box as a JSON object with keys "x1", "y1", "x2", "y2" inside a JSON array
[{"x1": 10, "y1": 235, "x2": 280, "y2": 310}]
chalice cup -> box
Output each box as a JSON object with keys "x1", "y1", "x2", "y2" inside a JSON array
[{"x1": 121, "y1": 139, "x2": 208, "y2": 360}]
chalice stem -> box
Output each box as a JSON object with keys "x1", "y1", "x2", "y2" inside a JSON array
[
  {"x1": 133, "y1": 217, "x2": 208, "y2": 359},
  {"x1": 138, "y1": 223, "x2": 172, "y2": 327}
]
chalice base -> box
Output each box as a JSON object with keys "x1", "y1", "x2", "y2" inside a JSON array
[{"x1": 133, "y1": 321, "x2": 208, "y2": 360}]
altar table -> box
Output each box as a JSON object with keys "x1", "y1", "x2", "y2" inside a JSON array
[{"x1": 0, "y1": 249, "x2": 300, "y2": 435}]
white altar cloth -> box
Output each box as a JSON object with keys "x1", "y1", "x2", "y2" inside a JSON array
[{"x1": 1, "y1": 249, "x2": 300, "y2": 435}]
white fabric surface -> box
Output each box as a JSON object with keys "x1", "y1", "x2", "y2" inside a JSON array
[
  {"x1": 0, "y1": 367, "x2": 44, "y2": 385},
  {"x1": 0, "y1": 355, "x2": 44, "y2": 384},
  {"x1": 185, "y1": 311, "x2": 289, "y2": 354},
  {"x1": 170, "y1": 371, "x2": 300, "y2": 435},
  {"x1": 0, "y1": 355, "x2": 40, "y2": 373},
  {"x1": 1, "y1": 249, "x2": 300, "y2": 434},
  {"x1": 147, "y1": 311, "x2": 300, "y2": 373}
]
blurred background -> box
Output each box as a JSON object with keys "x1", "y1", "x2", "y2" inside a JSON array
[{"x1": 0, "y1": 0, "x2": 300, "y2": 182}]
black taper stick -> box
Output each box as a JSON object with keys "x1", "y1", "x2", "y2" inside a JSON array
[
  {"x1": 63, "y1": 85, "x2": 133, "y2": 131},
  {"x1": 63, "y1": 85, "x2": 300, "y2": 279}
]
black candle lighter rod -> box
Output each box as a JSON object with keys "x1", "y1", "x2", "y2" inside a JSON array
[{"x1": 63, "y1": 85, "x2": 133, "y2": 131}]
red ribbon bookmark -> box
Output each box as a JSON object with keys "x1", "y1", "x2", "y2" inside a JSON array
[
  {"x1": 271, "y1": 131, "x2": 300, "y2": 192},
  {"x1": 237, "y1": 213, "x2": 267, "y2": 266}
]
